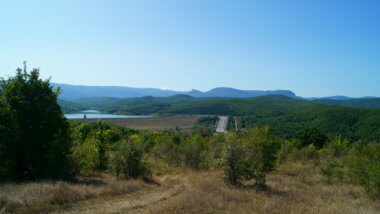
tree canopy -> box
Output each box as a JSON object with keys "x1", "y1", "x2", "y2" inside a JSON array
[{"x1": 0, "y1": 63, "x2": 72, "y2": 180}]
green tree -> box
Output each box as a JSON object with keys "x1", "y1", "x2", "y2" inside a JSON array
[
  {"x1": 296, "y1": 128, "x2": 328, "y2": 149},
  {"x1": 223, "y1": 135, "x2": 245, "y2": 186},
  {"x1": 94, "y1": 121, "x2": 108, "y2": 170},
  {"x1": 0, "y1": 62, "x2": 72, "y2": 180}
]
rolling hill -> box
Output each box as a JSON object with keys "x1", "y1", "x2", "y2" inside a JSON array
[{"x1": 312, "y1": 98, "x2": 380, "y2": 109}]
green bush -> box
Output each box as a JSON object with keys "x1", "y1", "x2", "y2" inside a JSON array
[
  {"x1": 71, "y1": 138, "x2": 100, "y2": 173},
  {"x1": 326, "y1": 136, "x2": 350, "y2": 158},
  {"x1": 109, "y1": 140, "x2": 150, "y2": 179},
  {"x1": 152, "y1": 134, "x2": 183, "y2": 166},
  {"x1": 223, "y1": 136, "x2": 246, "y2": 186},
  {"x1": 242, "y1": 127, "x2": 280, "y2": 173},
  {"x1": 208, "y1": 134, "x2": 226, "y2": 167},
  {"x1": 183, "y1": 135, "x2": 210, "y2": 170},
  {"x1": 320, "y1": 157, "x2": 343, "y2": 184},
  {"x1": 223, "y1": 128, "x2": 279, "y2": 189},
  {"x1": 347, "y1": 143, "x2": 380, "y2": 197},
  {"x1": 277, "y1": 139, "x2": 299, "y2": 163},
  {"x1": 290, "y1": 144, "x2": 318, "y2": 162}
]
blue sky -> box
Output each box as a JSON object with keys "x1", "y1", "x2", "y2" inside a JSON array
[{"x1": 1, "y1": 0, "x2": 379, "y2": 97}]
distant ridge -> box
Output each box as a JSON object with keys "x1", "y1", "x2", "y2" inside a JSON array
[
  {"x1": 306, "y1": 95, "x2": 378, "y2": 100},
  {"x1": 52, "y1": 83, "x2": 296, "y2": 100},
  {"x1": 186, "y1": 87, "x2": 296, "y2": 98},
  {"x1": 52, "y1": 83, "x2": 378, "y2": 103}
]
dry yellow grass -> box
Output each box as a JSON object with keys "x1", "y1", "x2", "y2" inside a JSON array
[
  {"x1": 149, "y1": 163, "x2": 380, "y2": 214},
  {"x1": 73, "y1": 116, "x2": 203, "y2": 132},
  {"x1": 0, "y1": 174, "x2": 149, "y2": 214},
  {"x1": 1, "y1": 162, "x2": 378, "y2": 214}
]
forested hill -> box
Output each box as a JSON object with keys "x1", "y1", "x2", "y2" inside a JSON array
[
  {"x1": 159, "y1": 96, "x2": 380, "y2": 141},
  {"x1": 59, "y1": 95, "x2": 380, "y2": 142},
  {"x1": 312, "y1": 98, "x2": 380, "y2": 109}
]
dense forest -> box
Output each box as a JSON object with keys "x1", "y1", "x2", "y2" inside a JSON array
[
  {"x1": 59, "y1": 95, "x2": 380, "y2": 142},
  {"x1": 312, "y1": 98, "x2": 380, "y2": 109}
]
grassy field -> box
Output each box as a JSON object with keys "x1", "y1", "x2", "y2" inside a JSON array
[
  {"x1": 1, "y1": 161, "x2": 378, "y2": 214},
  {"x1": 73, "y1": 116, "x2": 203, "y2": 132}
]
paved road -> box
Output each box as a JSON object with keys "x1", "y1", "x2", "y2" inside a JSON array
[{"x1": 215, "y1": 116, "x2": 228, "y2": 133}]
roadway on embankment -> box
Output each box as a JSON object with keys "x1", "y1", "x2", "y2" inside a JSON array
[{"x1": 215, "y1": 116, "x2": 228, "y2": 133}]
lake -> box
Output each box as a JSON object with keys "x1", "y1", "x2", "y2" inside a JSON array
[{"x1": 65, "y1": 110, "x2": 152, "y2": 119}]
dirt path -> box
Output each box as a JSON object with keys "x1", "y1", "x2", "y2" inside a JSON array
[{"x1": 54, "y1": 176, "x2": 187, "y2": 214}]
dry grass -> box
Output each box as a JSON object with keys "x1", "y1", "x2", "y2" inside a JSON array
[
  {"x1": 1, "y1": 162, "x2": 379, "y2": 214},
  {"x1": 148, "y1": 163, "x2": 380, "y2": 214},
  {"x1": 0, "y1": 175, "x2": 148, "y2": 214},
  {"x1": 73, "y1": 116, "x2": 203, "y2": 132}
]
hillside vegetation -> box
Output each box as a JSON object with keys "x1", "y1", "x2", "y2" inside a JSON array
[
  {"x1": 61, "y1": 95, "x2": 380, "y2": 142},
  {"x1": 312, "y1": 98, "x2": 380, "y2": 109}
]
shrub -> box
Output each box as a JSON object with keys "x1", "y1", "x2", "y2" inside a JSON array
[
  {"x1": 109, "y1": 140, "x2": 150, "y2": 179},
  {"x1": 153, "y1": 134, "x2": 183, "y2": 166},
  {"x1": 347, "y1": 142, "x2": 380, "y2": 197},
  {"x1": 290, "y1": 144, "x2": 318, "y2": 162},
  {"x1": 242, "y1": 127, "x2": 280, "y2": 173},
  {"x1": 326, "y1": 136, "x2": 350, "y2": 158},
  {"x1": 320, "y1": 157, "x2": 341, "y2": 184},
  {"x1": 302, "y1": 144, "x2": 319, "y2": 160},
  {"x1": 71, "y1": 122, "x2": 93, "y2": 143},
  {"x1": 223, "y1": 128, "x2": 279, "y2": 189},
  {"x1": 71, "y1": 138, "x2": 100, "y2": 173},
  {"x1": 277, "y1": 139, "x2": 299, "y2": 163},
  {"x1": 184, "y1": 135, "x2": 209, "y2": 170},
  {"x1": 208, "y1": 134, "x2": 226, "y2": 168},
  {"x1": 223, "y1": 138, "x2": 245, "y2": 186}
]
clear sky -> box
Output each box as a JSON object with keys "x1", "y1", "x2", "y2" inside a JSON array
[{"x1": 1, "y1": 0, "x2": 379, "y2": 97}]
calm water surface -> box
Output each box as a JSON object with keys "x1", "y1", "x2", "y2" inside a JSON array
[{"x1": 65, "y1": 110, "x2": 152, "y2": 119}]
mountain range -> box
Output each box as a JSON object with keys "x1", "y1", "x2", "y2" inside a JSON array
[
  {"x1": 52, "y1": 83, "x2": 297, "y2": 100},
  {"x1": 53, "y1": 83, "x2": 376, "y2": 101}
]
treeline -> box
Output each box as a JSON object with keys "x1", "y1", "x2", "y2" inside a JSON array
[
  {"x1": 312, "y1": 98, "x2": 380, "y2": 109},
  {"x1": 240, "y1": 105, "x2": 380, "y2": 141}
]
